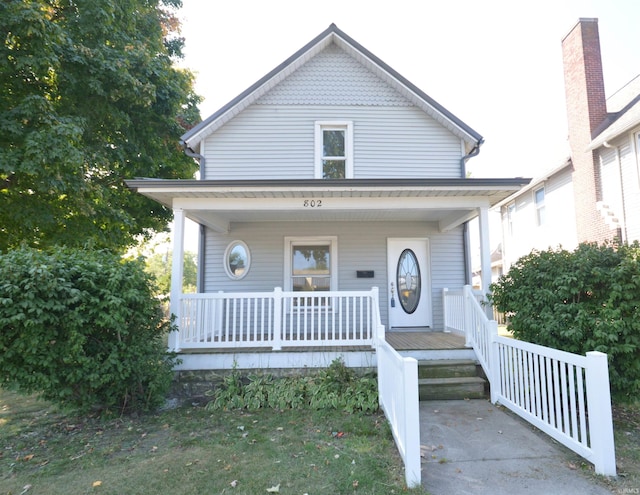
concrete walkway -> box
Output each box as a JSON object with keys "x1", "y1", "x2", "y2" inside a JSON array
[{"x1": 420, "y1": 399, "x2": 613, "y2": 495}]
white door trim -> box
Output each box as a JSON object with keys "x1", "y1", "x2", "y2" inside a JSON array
[{"x1": 387, "y1": 238, "x2": 432, "y2": 329}]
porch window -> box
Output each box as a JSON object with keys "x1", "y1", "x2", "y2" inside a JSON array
[
  {"x1": 285, "y1": 237, "x2": 338, "y2": 307},
  {"x1": 315, "y1": 121, "x2": 353, "y2": 179},
  {"x1": 534, "y1": 187, "x2": 546, "y2": 226}
]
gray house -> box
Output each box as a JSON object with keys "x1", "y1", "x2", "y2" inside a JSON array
[{"x1": 128, "y1": 24, "x2": 528, "y2": 370}]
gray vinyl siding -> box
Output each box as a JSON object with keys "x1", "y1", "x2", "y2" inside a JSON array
[
  {"x1": 203, "y1": 221, "x2": 465, "y2": 330},
  {"x1": 200, "y1": 43, "x2": 464, "y2": 180},
  {"x1": 202, "y1": 105, "x2": 462, "y2": 180}
]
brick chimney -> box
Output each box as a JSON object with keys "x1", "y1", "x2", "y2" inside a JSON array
[{"x1": 562, "y1": 18, "x2": 615, "y2": 243}]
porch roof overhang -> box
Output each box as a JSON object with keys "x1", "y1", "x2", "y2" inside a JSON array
[{"x1": 126, "y1": 178, "x2": 530, "y2": 233}]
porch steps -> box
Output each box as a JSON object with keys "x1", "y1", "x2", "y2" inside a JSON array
[{"x1": 418, "y1": 359, "x2": 487, "y2": 400}]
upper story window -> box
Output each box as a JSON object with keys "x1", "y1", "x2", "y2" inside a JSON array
[
  {"x1": 534, "y1": 187, "x2": 546, "y2": 226},
  {"x1": 315, "y1": 121, "x2": 353, "y2": 179}
]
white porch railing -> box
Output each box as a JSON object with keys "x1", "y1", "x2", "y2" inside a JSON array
[
  {"x1": 377, "y1": 338, "x2": 421, "y2": 488},
  {"x1": 176, "y1": 287, "x2": 378, "y2": 351},
  {"x1": 443, "y1": 285, "x2": 617, "y2": 476}
]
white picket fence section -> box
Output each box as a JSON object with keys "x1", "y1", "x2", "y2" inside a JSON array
[
  {"x1": 443, "y1": 285, "x2": 617, "y2": 476},
  {"x1": 177, "y1": 287, "x2": 378, "y2": 351},
  {"x1": 377, "y1": 333, "x2": 421, "y2": 488}
]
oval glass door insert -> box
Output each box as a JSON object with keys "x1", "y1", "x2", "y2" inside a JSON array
[{"x1": 396, "y1": 249, "x2": 421, "y2": 314}]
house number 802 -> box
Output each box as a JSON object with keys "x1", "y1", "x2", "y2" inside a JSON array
[{"x1": 303, "y1": 200, "x2": 322, "y2": 208}]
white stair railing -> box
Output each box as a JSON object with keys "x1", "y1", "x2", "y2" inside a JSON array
[
  {"x1": 377, "y1": 338, "x2": 421, "y2": 488},
  {"x1": 443, "y1": 285, "x2": 617, "y2": 476}
]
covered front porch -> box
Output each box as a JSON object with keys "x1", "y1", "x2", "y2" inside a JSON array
[
  {"x1": 171, "y1": 287, "x2": 476, "y2": 371},
  {"x1": 126, "y1": 177, "x2": 529, "y2": 367}
]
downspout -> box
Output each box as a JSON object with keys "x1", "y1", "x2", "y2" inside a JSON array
[
  {"x1": 460, "y1": 140, "x2": 483, "y2": 178},
  {"x1": 460, "y1": 140, "x2": 484, "y2": 284},
  {"x1": 182, "y1": 142, "x2": 207, "y2": 293},
  {"x1": 182, "y1": 143, "x2": 206, "y2": 178},
  {"x1": 197, "y1": 224, "x2": 206, "y2": 293}
]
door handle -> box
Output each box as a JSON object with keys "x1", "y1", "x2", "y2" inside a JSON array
[{"x1": 390, "y1": 282, "x2": 396, "y2": 308}]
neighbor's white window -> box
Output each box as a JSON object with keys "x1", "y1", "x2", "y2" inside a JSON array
[
  {"x1": 534, "y1": 187, "x2": 546, "y2": 226},
  {"x1": 506, "y1": 203, "x2": 516, "y2": 236},
  {"x1": 315, "y1": 121, "x2": 353, "y2": 179},
  {"x1": 284, "y1": 237, "x2": 338, "y2": 305},
  {"x1": 636, "y1": 132, "x2": 640, "y2": 184}
]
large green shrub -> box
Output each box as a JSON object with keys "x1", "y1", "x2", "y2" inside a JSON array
[
  {"x1": 489, "y1": 242, "x2": 640, "y2": 401},
  {"x1": 0, "y1": 246, "x2": 178, "y2": 414}
]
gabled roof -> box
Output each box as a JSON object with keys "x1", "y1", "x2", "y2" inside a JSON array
[
  {"x1": 181, "y1": 23, "x2": 483, "y2": 153},
  {"x1": 588, "y1": 74, "x2": 640, "y2": 150}
]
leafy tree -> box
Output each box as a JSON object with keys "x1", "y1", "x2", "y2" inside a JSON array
[
  {"x1": 0, "y1": 0, "x2": 201, "y2": 252},
  {"x1": 489, "y1": 242, "x2": 640, "y2": 401},
  {"x1": 145, "y1": 250, "x2": 197, "y2": 294},
  {"x1": 0, "y1": 246, "x2": 178, "y2": 414}
]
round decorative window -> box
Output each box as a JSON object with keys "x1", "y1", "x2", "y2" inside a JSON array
[{"x1": 224, "y1": 241, "x2": 250, "y2": 280}]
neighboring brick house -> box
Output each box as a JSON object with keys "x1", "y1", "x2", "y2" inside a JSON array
[{"x1": 498, "y1": 18, "x2": 640, "y2": 271}]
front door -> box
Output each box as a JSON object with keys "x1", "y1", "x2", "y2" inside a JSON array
[{"x1": 387, "y1": 238, "x2": 432, "y2": 329}]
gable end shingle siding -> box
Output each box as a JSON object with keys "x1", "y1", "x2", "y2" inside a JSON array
[
  {"x1": 257, "y1": 45, "x2": 411, "y2": 107},
  {"x1": 181, "y1": 24, "x2": 483, "y2": 151}
]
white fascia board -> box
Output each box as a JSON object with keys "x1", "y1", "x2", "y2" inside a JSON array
[
  {"x1": 334, "y1": 38, "x2": 480, "y2": 147},
  {"x1": 173, "y1": 195, "x2": 492, "y2": 211},
  {"x1": 182, "y1": 36, "x2": 334, "y2": 150},
  {"x1": 492, "y1": 159, "x2": 571, "y2": 210},
  {"x1": 140, "y1": 183, "x2": 518, "y2": 196}
]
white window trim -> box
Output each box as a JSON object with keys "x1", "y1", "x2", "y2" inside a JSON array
[
  {"x1": 534, "y1": 186, "x2": 546, "y2": 227},
  {"x1": 223, "y1": 240, "x2": 251, "y2": 280},
  {"x1": 284, "y1": 236, "x2": 338, "y2": 296},
  {"x1": 506, "y1": 203, "x2": 516, "y2": 236},
  {"x1": 635, "y1": 131, "x2": 640, "y2": 187},
  {"x1": 314, "y1": 121, "x2": 353, "y2": 179}
]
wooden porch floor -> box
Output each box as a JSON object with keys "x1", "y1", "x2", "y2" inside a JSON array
[
  {"x1": 179, "y1": 331, "x2": 467, "y2": 354},
  {"x1": 385, "y1": 331, "x2": 466, "y2": 351}
]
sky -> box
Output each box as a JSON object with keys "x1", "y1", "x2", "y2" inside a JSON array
[{"x1": 176, "y1": 0, "x2": 640, "y2": 180}]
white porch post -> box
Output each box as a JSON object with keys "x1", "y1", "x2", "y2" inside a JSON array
[
  {"x1": 169, "y1": 207, "x2": 185, "y2": 351},
  {"x1": 478, "y1": 206, "x2": 493, "y2": 319}
]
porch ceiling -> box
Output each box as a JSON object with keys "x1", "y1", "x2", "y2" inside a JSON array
[
  {"x1": 189, "y1": 205, "x2": 471, "y2": 231},
  {"x1": 126, "y1": 178, "x2": 530, "y2": 232}
]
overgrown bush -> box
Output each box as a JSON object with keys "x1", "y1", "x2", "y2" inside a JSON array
[
  {"x1": 489, "y1": 242, "x2": 640, "y2": 401},
  {"x1": 206, "y1": 359, "x2": 379, "y2": 413},
  {"x1": 0, "y1": 246, "x2": 179, "y2": 414}
]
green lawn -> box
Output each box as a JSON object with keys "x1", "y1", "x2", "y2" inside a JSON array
[
  {"x1": 0, "y1": 389, "x2": 428, "y2": 495},
  {"x1": 599, "y1": 401, "x2": 640, "y2": 493}
]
